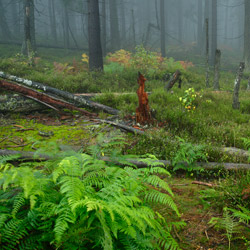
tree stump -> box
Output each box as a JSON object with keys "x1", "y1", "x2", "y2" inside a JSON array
[{"x1": 136, "y1": 72, "x2": 151, "y2": 125}]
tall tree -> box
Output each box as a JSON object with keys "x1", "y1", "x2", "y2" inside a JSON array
[
  {"x1": 101, "y1": 0, "x2": 107, "y2": 55},
  {"x1": 109, "y1": 0, "x2": 121, "y2": 51},
  {"x1": 0, "y1": 0, "x2": 12, "y2": 40},
  {"x1": 244, "y1": 0, "x2": 250, "y2": 71},
  {"x1": 197, "y1": 0, "x2": 203, "y2": 51},
  {"x1": 48, "y1": 0, "x2": 57, "y2": 43},
  {"x1": 88, "y1": 0, "x2": 103, "y2": 71},
  {"x1": 22, "y1": 0, "x2": 36, "y2": 56},
  {"x1": 210, "y1": 0, "x2": 217, "y2": 66},
  {"x1": 160, "y1": 0, "x2": 166, "y2": 57},
  {"x1": 178, "y1": 0, "x2": 183, "y2": 43},
  {"x1": 62, "y1": 1, "x2": 70, "y2": 49}
]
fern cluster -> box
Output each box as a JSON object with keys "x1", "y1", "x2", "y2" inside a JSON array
[{"x1": 0, "y1": 134, "x2": 183, "y2": 250}]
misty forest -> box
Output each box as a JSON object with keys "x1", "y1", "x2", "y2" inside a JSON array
[{"x1": 0, "y1": 0, "x2": 250, "y2": 249}]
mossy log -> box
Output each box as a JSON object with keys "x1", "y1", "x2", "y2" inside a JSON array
[
  {"x1": 0, "y1": 71, "x2": 120, "y2": 115},
  {"x1": 1, "y1": 149, "x2": 250, "y2": 170},
  {"x1": 0, "y1": 94, "x2": 45, "y2": 112}
]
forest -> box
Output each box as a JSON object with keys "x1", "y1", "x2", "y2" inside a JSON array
[{"x1": 0, "y1": 0, "x2": 250, "y2": 249}]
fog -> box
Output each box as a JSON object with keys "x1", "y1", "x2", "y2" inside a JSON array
[{"x1": 0, "y1": 0, "x2": 246, "y2": 66}]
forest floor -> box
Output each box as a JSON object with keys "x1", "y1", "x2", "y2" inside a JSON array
[{"x1": 0, "y1": 44, "x2": 250, "y2": 249}]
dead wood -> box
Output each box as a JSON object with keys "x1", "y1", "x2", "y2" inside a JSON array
[
  {"x1": 191, "y1": 181, "x2": 215, "y2": 187},
  {"x1": 136, "y1": 72, "x2": 151, "y2": 124},
  {"x1": 1, "y1": 149, "x2": 250, "y2": 170},
  {"x1": 0, "y1": 71, "x2": 120, "y2": 115},
  {"x1": 0, "y1": 94, "x2": 46, "y2": 112},
  {"x1": 0, "y1": 80, "x2": 96, "y2": 117},
  {"x1": 164, "y1": 70, "x2": 182, "y2": 91},
  {"x1": 96, "y1": 119, "x2": 145, "y2": 135}
]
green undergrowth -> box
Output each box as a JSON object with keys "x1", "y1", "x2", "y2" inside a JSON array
[{"x1": 0, "y1": 116, "x2": 109, "y2": 152}]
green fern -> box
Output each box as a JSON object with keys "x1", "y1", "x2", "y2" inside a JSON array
[
  {"x1": 0, "y1": 134, "x2": 182, "y2": 250},
  {"x1": 209, "y1": 208, "x2": 242, "y2": 250}
]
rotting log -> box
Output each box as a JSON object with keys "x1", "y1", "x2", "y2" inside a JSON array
[
  {"x1": 136, "y1": 72, "x2": 151, "y2": 125},
  {"x1": 0, "y1": 80, "x2": 96, "y2": 117},
  {"x1": 0, "y1": 94, "x2": 45, "y2": 112},
  {"x1": 1, "y1": 149, "x2": 250, "y2": 170},
  {"x1": 164, "y1": 70, "x2": 182, "y2": 91},
  {"x1": 232, "y1": 62, "x2": 245, "y2": 109},
  {"x1": 0, "y1": 71, "x2": 120, "y2": 115}
]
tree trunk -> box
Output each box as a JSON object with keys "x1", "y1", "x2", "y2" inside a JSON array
[
  {"x1": 0, "y1": 72, "x2": 118, "y2": 115},
  {"x1": 210, "y1": 0, "x2": 217, "y2": 66},
  {"x1": 232, "y1": 62, "x2": 245, "y2": 109},
  {"x1": 160, "y1": 0, "x2": 166, "y2": 57},
  {"x1": 63, "y1": 2, "x2": 70, "y2": 49},
  {"x1": 88, "y1": 0, "x2": 103, "y2": 71},
  {"x1": 205, "y1": 18, "x2": 210, "y2": 88},
  {"x1": 21, "y1": 0, "x2": 36, "y2": 56},
  {"x1": 101, "y1": 0, "x2": 107, "y2": 56},
  {"x1": 0, "y1": 0, "x2": 12, "y2": 40},
  {"x1": 213, "y1": 49, "x2": 221, "y2": 90},
  {"x1": 165, "y1": 70, "x2": 182, "y2": 91},
  {"x1": 48, "y1": 0, "x2": 57, "y2": 43},
  {"x1": 109, "y1": 0, "x2": 121, "y2": 51},
  {"x1": 197, "y1": 0, "x2": 203, "y2": 51},
  {"x1": 120, "y1": 0, "x2": 126, "y2": 48},
  {"x1": 244, "y1": 0, "x2": 250, "y2": 71},
  {"x1": 247, "y1": 77, "x2": 250, "y2": 91},
  {"x1": 131, "y1": 9, "x2": 136, "y2": 48},
  {"x1": 178, "y1": 0, "x2": 183, "y2": 42}
]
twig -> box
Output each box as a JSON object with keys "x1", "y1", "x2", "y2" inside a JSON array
[
  {"x1": 5, "y1": 143, "x2": 30, "y2": 148},
  {"x1": 192, "y1": 181, "x2": 216, "y2": 187},
  {"x1": 0, "y1": 136, "x2": 9, "y2": 144}
]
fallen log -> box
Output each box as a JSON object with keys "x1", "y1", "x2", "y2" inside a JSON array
[
  {"x1": 0, "y1": 80, "x2": 96, "y2": 117},
  {"x1": 0, "y1": 71, "x2": 120, "y2": 115},
  {"x1": 164, "y1": 70, "x2": 182, "y2": 91},
  {"x1": 1, "y1": 149, "x2": 250, "y2": 170},
  {"x1": 0, "y1": 94, "x2": 45, "y2": 112}
]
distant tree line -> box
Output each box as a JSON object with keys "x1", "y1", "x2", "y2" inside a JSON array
[{"x1": 0, "y1": 0, "x2": 250, "y2": 71}]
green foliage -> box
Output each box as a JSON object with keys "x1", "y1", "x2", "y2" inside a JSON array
[
  {"x1": 209, "y1": 208, "x2": 242, "y2": 250},
  {"x1": 0, "y1": 135, "x2": 182, "y2": 250},
  {"x1": 172, "y1": 137, "x2": 207, "y2": 172},
  {"x1": 179, "y1": 88, "x2": 201, "y2": 112}
]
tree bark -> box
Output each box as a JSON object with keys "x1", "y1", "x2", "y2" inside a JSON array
[
  {"x1": 22, "y1": 0, "x2": 36, "y2": 56},
  {"x1": 244, "y1": 0, "x2": 250, "y2": 71},
  {"x1": 0, "y1": 80, "x2": 96, "y2": 116},
  {"x1": 0, "y1": 94, "x2": 45, "y2": 112},
  {"x1": 63, "y1": 1, "x2": 70, "y2": 49},
  {"x1": 232, "y1": 62, "x2": 245, "y2": 109},
  {"x1": 213, "y1": 49, "x2": 221, "y2": 90},
  {"x1": 101, "y1": 0, "x2": 107, "y2": 56},
  {"x1": 0, "y1": 71, "x2": 119, "y2": 115},
  {"x1": 164, "y1": 70, "x2": 182, "y2": 91},
  {"x1": 88, "y1": 0, "x2": 103, "y2": 71}
]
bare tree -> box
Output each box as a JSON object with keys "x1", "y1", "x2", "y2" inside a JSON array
[
  {"x1": 210, "y1": 0, "x2": 217, "y2": 66},
  {"x1": 48, "y1": 0, "x2": 57, "y2": 43},
  {"x1": 88, "y1": 0, "x2": 103, "y2": 71},
  {"x1": 22, "y1": 0, "x2": 36, "y2": 56}
]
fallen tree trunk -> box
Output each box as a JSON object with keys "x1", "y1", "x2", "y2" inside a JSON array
[
  {"x1": 0, "y1": 80, "x2": 96, "y2": 117},
  {"x1": 0, "y1": 71, "x2": 120, "y2": 115},
  {"x1": 1, "y1": 149, "x2": 250, "y2": 170},
  {"x1": 0, "y1": 94, "x2": 45, "y2": 112}
]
